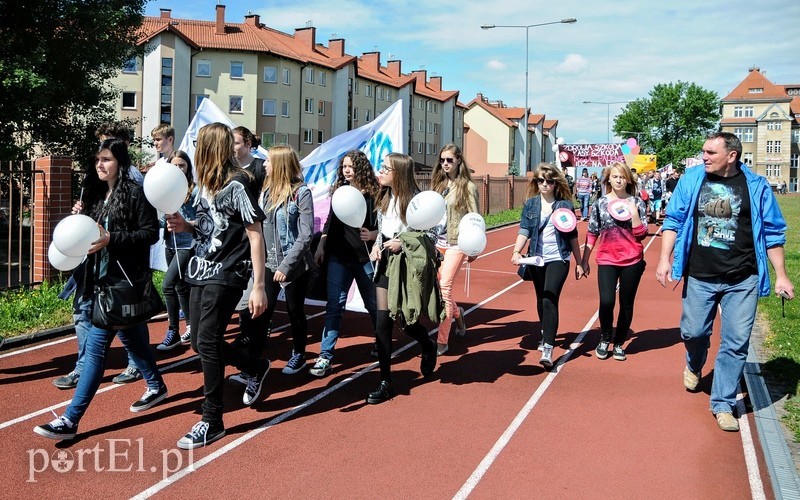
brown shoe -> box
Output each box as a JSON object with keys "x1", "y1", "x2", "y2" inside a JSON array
[
  {"x1": 683, "y1": 366, "x2": 700, "y2": 391},
  {"x1": 715, "y1": 412, "x2": 739, "y2": 432}
]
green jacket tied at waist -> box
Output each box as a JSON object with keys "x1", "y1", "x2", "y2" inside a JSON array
[{"x1": 386, "y1": 231, "x2": 444, "y2": 326}]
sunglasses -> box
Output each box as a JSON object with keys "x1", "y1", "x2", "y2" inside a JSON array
[
  {"x1": 536, "y1": 178, "x2": 556, "y2": 186},
  {"x1": 439, "y1": 157, "x2": 455, "y2": 164}
]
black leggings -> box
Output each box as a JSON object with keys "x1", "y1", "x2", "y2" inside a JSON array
[
  {"x1": 374, "y1": 272, "x2": 434, "y2": 382},
  {"x1": 530, "y1": 260, "x2": 570, "y2": 346},
  {"x1": 597, "y1": 260, "x2": 646, "y2": 344}
]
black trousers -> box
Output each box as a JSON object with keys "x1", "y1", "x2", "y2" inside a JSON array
[
  {"x1": 597, "y1": 260, "x2": 646, "y2": 344},
  {"x1": 530, "y1": 259, "x2": 570, "y2": 346}
]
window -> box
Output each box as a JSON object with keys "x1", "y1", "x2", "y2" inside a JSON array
[
  {"x1": 767, "y1": 141, "x2": 782, "y2": 154},
  {"x1": 353, "y1": 81, "x2": 359, "y2": 94},
  {"x1": 262, "y1": 99, "x2": 276, "y2": 116},
  {"x1": 434, "y1": 102, "x2": 439, "y2": 113},
  {"x1": 261, "y1": 133, "x2": 275, "y2": 148},
  {"x1": 793, "y1": 129, "x2": 800, "y2": 144},
  {"x1": 426, "y1": 143, "x2": 433, "y2": 155},
  {"x1": 304, "y1": 129, "x2": 313, "y2": 144},
  {"x1": 197, "y1": 59, "x2": 211, "y2": 77},
  {"x1": 456, "y1": 127, "x2": 462, "y2": 139},
  {"x1": 377, "y1": 87, "x2": 384, "y2": 100},
  {"x1": 749, "y1": 88, "x2": 763, "y2": 94},
  {"x1": 195, "y1": 95, "x2": 208, "y2": 110},
  {"x1": 283, "y1": 68, "x2": 291, "y2": 85},
  {"x1": 790, "y1": 154, "x2": 799, "y2": 169},
  {"x1": 318, "y1": 100, "x2": 325, "y2": 115},
  {"x1": 426, "y1": 101, "x2": 433, "y2": 112},
  {"x1": 263, "y1": 66, "x2": 277, "y2": 83},
  {"x1": 319, "y1": 71, "x2": 326, "y2": 86},
  {"x1": 304, "y1": 67, "x2": 314, "y2": 83},
  {"x1": 229, "y1": 95, "x2": 243, "y2": 113},
  {"x1": 280, "y1": 133, "x2": 289, "y2": 144},
  {"x1": 418, "y1": 120, "x2": 423, "y2": 132},
  {"x1": 317, "y1": 130, "x2": 324, "y2": 143},
  {"x1": 122, "y1": 57, "x2": 137, "y2": 73},
  {"x1": 121, "y1": 92, "x2": 136, "y2": 109},
  {"x1": 766, "y1": 164, "x2": 781, "y2": 177},
  {"x1": 433, "y1": 123, "x2": 438, "y2": 135},
  {"x1": 742, "y1": 152, "x2": 753, "y2": 166},
  {"x1": 365, "y1": 84, "x2": 372, "y2": 98},
  {"x1": 775, "y1": 141, "x2": 782, "y2": 153},
  {"x1": 304, "y1": 98, "x2": 314, "y2": 113},
  {"x1": 161, "y1": 58, "x2": 173, "y2": 123},
  {"x1": 281, "y1": 101, "x2": 290, "y2": 117},
  {"x1": 417, "y1": 142, "x2": 423, "y2": 154},
  {"x1": 744, "y1": 106, "x2": 754, "y2": 117},
  {"x1": 426, "y1": 122, "x2": 432, "y2": 134},
  {"x1": 365, "y1": 109, "x2": 372, "y2": 122},
  {"x1": 735, "y1": 127, "x2": 754, "y2": 143},
  {"x1": 386, "y1": 89, "x2": 392, "y2": 101},
  {"x1": 353, "y1": 107, "x2": 358, "y2": 123},
  {"x1": 418, "y1": 98, "x2": 424, "y2": 109},
  {"x1": 767, "y1": 121, "x2": 782, "y2": 131},
  {"x1": 230, "y1": 61, "x2": 244, "y2": 79}
]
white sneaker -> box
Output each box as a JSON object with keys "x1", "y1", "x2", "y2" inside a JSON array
[{"x1": 309, "y1": 358, "x2": 331, "y2": 377}]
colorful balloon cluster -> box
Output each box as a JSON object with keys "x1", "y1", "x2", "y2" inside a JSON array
[{"x1": 621, "y1": 137, "x2": 641, "y2": 155}]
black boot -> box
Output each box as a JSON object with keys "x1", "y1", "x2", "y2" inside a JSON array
[{"x1": 366, "y1": 380, "x2": 394, "y2": 404}]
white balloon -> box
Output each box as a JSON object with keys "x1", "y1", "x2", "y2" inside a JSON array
[
  {"x1": 143, "y1": 162, "x2": 189, "y2": 214},
  {"x1": 331, "y1": 185, "x2": 367, "y2": 228},
  {"x1": 406, "y1": 191, "x2": 446, "y2": 230},
  {"x1": 458, "y1": 224, "x2": 487, "y2": 257},
  {"x1": 52, "y1": 214, "x2": 100, "y2": 258},
  {"x1": 556, "y1": 137, "x2": 565, "y2": 145},
  {"x1": 48, "y1": 242, "x2": 84, "y2": 271},
  {"x1": 458, "y1": 212, "x2": 486, "y2": 233},
  {"x1": 552, "y1": 144, "x2": 560, "y2": 152}
]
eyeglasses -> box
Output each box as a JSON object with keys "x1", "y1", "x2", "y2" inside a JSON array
[
  {"x1": 378, "y1": 166, "x2": 393, "y2": 175},
  {"x1": 536, "y1": 178, "x2": 556, "y2": 186},
  {"x1": 439, "y1": 157, "x2": 455, "y2": 164}
]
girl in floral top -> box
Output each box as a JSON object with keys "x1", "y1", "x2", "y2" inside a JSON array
[{"x1": 581, "y1": 162, "x2": 647, "y2": 362}]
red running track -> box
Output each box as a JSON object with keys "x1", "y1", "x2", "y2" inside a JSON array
[{"x1": 0, "y1": 222, "x2": 772, "y2": 499}]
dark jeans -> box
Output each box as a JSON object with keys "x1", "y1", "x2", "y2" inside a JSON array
[
  {"x1": 530, "y1": 259, "x2": 570, "y2": 346},
  {"x1": 374, "y1": 272, "x2": 434, "y2": 382},
  {"x1": 597, "y1": 260, "x2": 646, "y2": 344},
  {"x1": 190, "y1": 284, "x2": 264, "y2": 426},
  {"x1": 163, "y1": 248, "x2": 191, "y2": 330}
]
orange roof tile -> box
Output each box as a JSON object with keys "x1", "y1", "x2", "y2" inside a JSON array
[
  {"x1": 466, "y1": 97, "x2": 517, "y2": 128},
  {"x1": 410, "y1": 71, "x2": 459, "y2": 102},
  {"x1": 528, "y1": 114, "x2": 545, "y2": 126},
  {"x1": 723, "y1": 69, "x2": 791, "y2": 101},
  {"x1": 543, "y1": 119, "x2": 558, "y2": 129},
  {"x1": 720, "y1": 117, "x2": 757, "y2": 124},
  {"x1": 356, "y1": 53, "x2": 415, "y2": 89},
  {"x1": 792, "y1": 96, "x2": 800, "y2": 124}
]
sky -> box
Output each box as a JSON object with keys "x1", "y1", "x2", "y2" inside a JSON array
[{"x1": 144, "y1": 0, "x2": 800, "y2": 145}]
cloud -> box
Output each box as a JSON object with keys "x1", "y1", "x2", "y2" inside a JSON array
[
  {"x1": 555, "y1": 54, "x2": 588, "y2": 74},
  {"x1": 486, "y1": 60, "x2": 507, "y2": 70}
]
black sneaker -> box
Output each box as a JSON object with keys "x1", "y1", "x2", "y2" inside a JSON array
[
  {"x1": 420, "y1": 348, "x2": 437, "y2": 378},
  {"x1": 366, "y1": 380, "x2": 394, "y2": 404},
  {"x1": 595, "y1": 341, "x2": 610, "y2": 360},
  {"x1": 157, "y1": 328, "x2": 181, "y2": 351},
  {"x1": 243, "y1": 360, "x2": 270, "y2": 406},
  {"x1": 130, "y1": 385, "x2": 168, "y2": 412},
  {"x1": 53, "y1": 370, "x2": 80, "y2": 389},
  {"x1": 177, "y1": 421, "x2": 226, "y2": 450},
  {"x1": 34, "y1": 414, "x2": 77, "y2": 440},
  {"x1": 282, "y1": 351, "x2": 307, "y2": 375},
  {"x1": 612, "y1": 345, "x2": 627, "y2": 361}
]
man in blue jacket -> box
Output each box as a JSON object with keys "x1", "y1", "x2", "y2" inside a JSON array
[{"x1": 655, "y1": 132, "x2": 794, "y2": 432}]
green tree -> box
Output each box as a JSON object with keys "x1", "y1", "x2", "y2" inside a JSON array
[
  {"x1": 613, "y1": 81, "x2": 720, "y2": 171},
  {"x1": 0, "y1": 0, "x2": 146, "y2": 160}
]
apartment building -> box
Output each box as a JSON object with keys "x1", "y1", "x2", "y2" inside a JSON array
[
  {"x1": 463, "y1": 93, "x2": 557, "y2": 176},
  {"x1": 113, "y1": 5, "x2": 461, "y2": 165},
  {"x1": 720, "y1": 67, "x2": 800, "y2": 191}
]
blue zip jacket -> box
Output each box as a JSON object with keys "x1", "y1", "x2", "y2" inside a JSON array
[
  {"x1": 519, "y1": 196, "x2": 578, "y2": 260},
  {"x1": 662, "y1": 162, "x2": 786, "y2": 297}
]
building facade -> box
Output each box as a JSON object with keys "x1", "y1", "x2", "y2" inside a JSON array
[
  {"x1": 112, "y1": 5, "x2": 462, "y2": 166},
  {"x1": 720, "y1": 67, "x2": 800, "y2": 191}
]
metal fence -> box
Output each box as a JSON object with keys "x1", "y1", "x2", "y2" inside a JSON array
[
  {"x1": 414, "y1": 174, "x2": 529, "y2": 215},
  {"x1": 0, "y1": 160, "x2": 38, "y2": 289}
]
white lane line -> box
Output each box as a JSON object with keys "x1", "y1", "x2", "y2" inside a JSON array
[
  {"x1": 0, "y1": 336, "x2": 75, "y2": 359},
  {"x1": 0, "y1": 311, "x2": 326, "y2": 430},
  {"x1": 452, "y1": 311, "x2": 598, "y2": 500},
  {"x1": 132, "y1": 280, "x2": 525, "y2": 498},
  {"x1": 737, "y1": 396, "x2": 766, "y2": 500}
]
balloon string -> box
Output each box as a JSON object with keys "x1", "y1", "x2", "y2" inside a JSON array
[
  {"x1": 464, "y1": 261, "x2": 471, "y2": 297},
  {"x1": 364, "y1": 241, "x2": 376, "y2": 274},
  {"x1": 173, "y1": 232, "x2": 182, "y2": 279}
]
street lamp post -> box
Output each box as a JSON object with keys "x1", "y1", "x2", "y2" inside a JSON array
[
  {"x1": 582, "y1": 100, "x2": 630, "y2": 143},
  {"x1": 620, "y1": 130, "x2": 643, "y2": 144},
  {"x1": 481, "y1": 18, "x2": 577, "y2": 174}
]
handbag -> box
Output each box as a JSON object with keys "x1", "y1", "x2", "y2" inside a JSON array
[{"x1": 92, "y1": 272, "x2": 164, "y2": 330}]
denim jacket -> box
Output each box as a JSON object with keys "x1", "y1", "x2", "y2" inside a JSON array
[
  {"x1": 261, "y1": 184, "x2": 314, "y2": 280},
  {"x1": 519, "y1": 196, "x2": 578, "y2": 260},
  {"x1": 161, "y1": 187, "x2": 197, "y2": 249}
]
